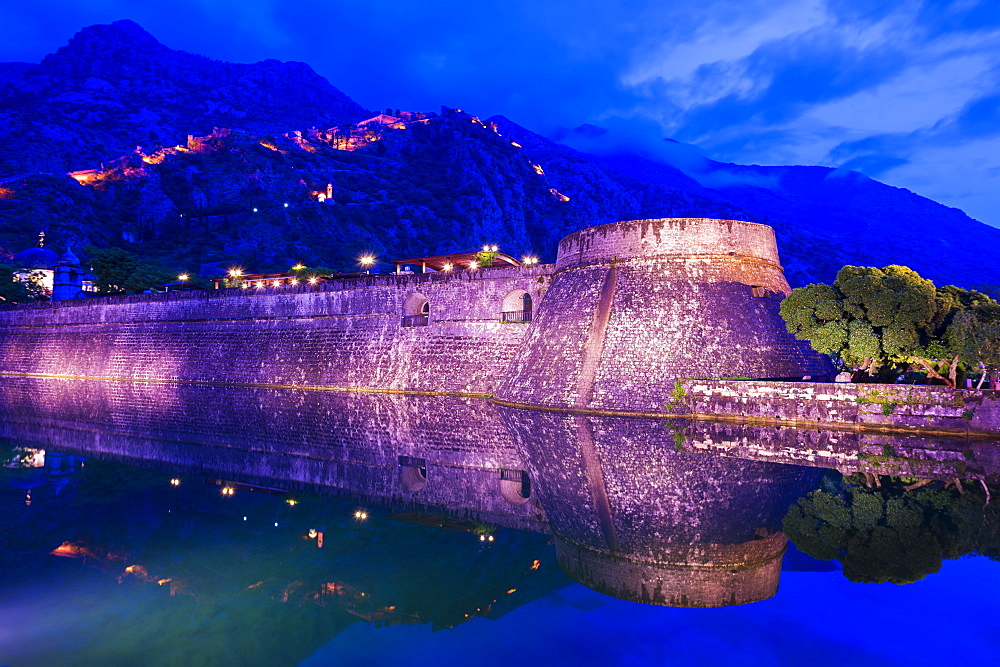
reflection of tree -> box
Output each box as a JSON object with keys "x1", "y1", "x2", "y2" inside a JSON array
[{"x1": 784, "y1": 481, "x2": 1000, "y2": 584}]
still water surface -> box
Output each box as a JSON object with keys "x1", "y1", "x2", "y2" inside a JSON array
[{"x1": 1, "y1": 378, "x2": 998, "y2": 665}]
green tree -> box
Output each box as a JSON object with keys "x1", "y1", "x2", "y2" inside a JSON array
[
  {"x1": 949, "y1": 303, "x2": 1000, "y2": 388},
  {"x1": 0, "y1": 263, "x2": 47, "y2": 303},
  {"x1": 780, "y1": 264, "x2": 993, "y2": 386},
  {"x1": 85, "y1": 246, "x2": 175, "y2": 294}
]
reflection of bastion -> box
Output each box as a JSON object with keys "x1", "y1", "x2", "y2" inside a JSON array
[{"x1": 555, "y1": 533, "x2": 787, "y2": 608}]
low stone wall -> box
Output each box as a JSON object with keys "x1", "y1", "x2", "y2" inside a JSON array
[{"x1": 680, "y1": 379, "x2": 1000, "y2": 436}]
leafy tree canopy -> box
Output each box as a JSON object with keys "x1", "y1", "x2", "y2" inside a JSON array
[
  {"x1": 84, "y1": 246, "x2": 174, "y2": 294},
  {"x1": 0, "y1": 263, "x2": 47, "y2": 304},
  {"x1": 780, "y1": 264, "x2": 996, "y2": 385}
]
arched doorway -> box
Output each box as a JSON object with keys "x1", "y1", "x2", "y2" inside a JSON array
[
  {"x1": 401, "y1": 293, "x2": 430, "y2": 327},
  {"x1": 501, "y1": 289, "x2": 533, "y2": 323}
]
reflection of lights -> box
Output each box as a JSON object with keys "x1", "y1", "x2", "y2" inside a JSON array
[
  {"x1": 530, "y1": 559, "x2": 540, "y2": 570},
  {"x1": 157, "y1": 579, "x2": 172, "y2": 586},
  {"x1": 274, "y1": 522, "x2": 279, "y2": 527},
  {"x1": 506, "y1": 588, "x2": 516, "y2": 594},
  {"x1": 169, "y1": 478, "x2": 180, "y2": 486},
  {"x1": 243, "y1": 517, "x2": 247, "y2": 521},
  {"x1": 253, "y1": 208, "x2": 258, "y2": 213},
  {"x1": 286, "y1": 499, "x2": 298, "y2": 506},
  {"x1": 283, "y1": 202, "x2": 289, "y2": 208},
  {"x1": 308, "y1": 529, "x2": 318, "y2": 539},
  {"x1": 354, "y1": 510, "x2": 368, "y2": 520},
  {"x1": 488, "y1": 535, "x2": 494, "y2": 542},
  {"x1": 221, "y1": 486, "x2": 235, "y2": 496}
]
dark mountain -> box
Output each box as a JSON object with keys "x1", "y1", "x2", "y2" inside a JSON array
[
  {"x1": 0, "y1": 20, "x2": 367, "y2": 175},
  {"x1": 0, "y1": 20, "x2": 997, "y2": 289}
]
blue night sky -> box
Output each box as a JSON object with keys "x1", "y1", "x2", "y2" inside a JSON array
[{"x1": 3, "y1": 0, "x2": 1000, "y2": 226}]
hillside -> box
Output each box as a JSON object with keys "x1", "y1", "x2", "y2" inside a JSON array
[{"x1": 1, "y1": 20, "x2": 997, "y2": 288}]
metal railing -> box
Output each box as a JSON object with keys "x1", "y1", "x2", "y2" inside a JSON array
[
  {"x1": 501, "y1": 310, "x2": 532, "y2": 323},
  {"x1": 401, "y1": 314, "x2": 429, "y2": 327}
]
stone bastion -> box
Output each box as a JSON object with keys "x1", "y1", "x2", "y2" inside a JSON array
[{"x1": 0, "y1": 218, "x2": 831, "y2": 413}]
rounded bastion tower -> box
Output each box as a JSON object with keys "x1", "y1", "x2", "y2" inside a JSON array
[{"x1": 496, "y1": 218, "x2": 833, "y2": 413}]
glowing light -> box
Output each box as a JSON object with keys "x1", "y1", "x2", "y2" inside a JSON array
[
  {"x1": 506, "y1": 588, "x2": 516, "y2": 594},
  {"x1": 442, "y1": 263, "x2": 453, "y2": 271},
  {"x1": 169, "y1": 478, "x2": 181, "y2": 486},
  {"x1": 274, "y1": 522, "x2": 279, "y2": 527},
  {"x1": 241, "y1": 283, "x2": 249, "y2": 289},
  {"x1": 488, "y1": 535, "x2": 494, "y2": 542},
  {"x1": 221, "y1": 486, "x2": 235, "y2": 496},
  {"x1": 469, "y1": 261, "x2": 478, "y2": 269},
  {"x1": 273, "y1": 280, "x2": 281, "y2": 287},
  {"x1": 479, "y1": 535, "x2": 486, "y2": 542},
  {"x1": 178, "y1": 274, "x2": 189, "y2": 282},
  {"x1": 308, "y1": 529, "x2": 318, "y2": 539},
  {"x1": 354, "y1": 510, "x2": 368, "y2": 520},
  {"x1": 291, "y1": 279, "x2": 298, "y2": 285},
  {"x1": 530, "y1": 559, "x2": 540, "y2": 570},
  {"x1": 253, "y1": 208, "x2": 258, "y2": 213},
  {"x1": 157, "y1": 579, "x2": 172, "y2": 586},
  {"x1": 531, "y1": 164, "x2": 544, "y2": 175},
  {"x1": 228, "y1": 269, "x2": 243, "y2": 277},
  {"x1": 521, "y1": 256, "x2": 538, "y2": 265},
  {"x1": 283, "y1": 202, "x2": 289, "y2": 208},
  {"x1": 308, "y1": 277, "x2": 318, "y2": 285},
  {"x1": 286, "y1": 499, "x2": 298, "y2": 506},
  {"x1": 359, "y1": 255, "x2": 375, "y2": 266},
  {"x1": 292, "y1": 264, "x2": 305, "y2": 271},
  {"x1": 510, "y1": 141, "x2": 522, "y2": 148}
]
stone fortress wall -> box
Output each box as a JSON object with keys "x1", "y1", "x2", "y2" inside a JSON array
[
  {"x1": 496, "y1": 218, "x2": 832, "y2": 412},
  {"x1": 0, "y1": 217, "x2": 829, "y2": 412},
  {"x1": 0, "y1": 265, "x2": 550, "y2": 396}
]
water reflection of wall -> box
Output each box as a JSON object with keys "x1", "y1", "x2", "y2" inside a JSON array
[
  {"x1": 499, "y1": 408, "x2": 824, "y2": 607},
  {"x1": 676, "y1": 419, "x2": 1000, "y2": 483},
  {"x1": 2, "y1": 376, "x2": 832, "y2": 608},
  {"x1": 0, "y1": 377, "x2": 546, "y2": 532}
]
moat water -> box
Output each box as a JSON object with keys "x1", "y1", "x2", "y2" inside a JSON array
[{"x1": 1, "y1": 378, "x2": 998, "y2": 665}]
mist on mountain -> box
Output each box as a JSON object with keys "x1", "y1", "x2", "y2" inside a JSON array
[{"x1": 1, "y1": 20, "x2": 996, "y2": 289}]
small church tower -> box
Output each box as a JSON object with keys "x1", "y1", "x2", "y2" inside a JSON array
[{"x1": 52, "y1": 247, "x2": 83, "y2": 301}]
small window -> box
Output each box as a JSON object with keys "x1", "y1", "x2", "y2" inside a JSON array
[
  {"x1": 399, "y1": 456, "x2": 427, "y2": 492},
  {"x1": 499, "y1": 469, "x2": 531, "y2": 505},
  {"x1": 751, "y1": 286, "x2": 768, "y2": 298}
]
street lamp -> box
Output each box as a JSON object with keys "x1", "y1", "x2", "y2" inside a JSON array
[
  {"x1": 359, "y1": 255, "x2": 375, "y2": 274},
  {"x1": 178, "y1": 273, "x2": 189, "y2": 281}
]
